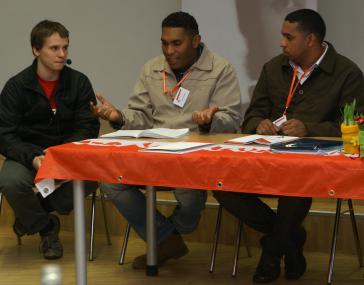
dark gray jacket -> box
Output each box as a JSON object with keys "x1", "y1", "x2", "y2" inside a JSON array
[{"x1": 243, "y1": 42, "x2": 364, "y2": 136}]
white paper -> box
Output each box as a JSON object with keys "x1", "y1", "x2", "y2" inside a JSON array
[
  {"x1": 141, "y1": 141, "x2": 213, "y2": 154},
  {"x1": 225, "y1": 135, "x2": 298, "y2": 145},
  {"x1": 35, "y1": 179, "x2": 70, "y2": 198},
  {"x1": 36, "y1": 178, "x2": 56, "y2": 197},
  {"x1": 100, "y1": 128, "x2": 189, "y2": 139}
]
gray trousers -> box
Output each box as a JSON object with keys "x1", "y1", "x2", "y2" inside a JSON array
[{"x1": 0, "y1": 159, "x2": 97, "y2": 234}]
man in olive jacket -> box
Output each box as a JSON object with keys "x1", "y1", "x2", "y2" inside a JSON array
[
  {"x1": 0, "y1": 20, "x2": 99, "y2": 260},
  {"x1": 214, "y1": 9, "x2": 364, "y2": 283}
]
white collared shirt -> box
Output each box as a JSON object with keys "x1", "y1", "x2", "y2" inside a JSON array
[{"x1": 290, "y1": 42, "x2": 328, "y2": 84}]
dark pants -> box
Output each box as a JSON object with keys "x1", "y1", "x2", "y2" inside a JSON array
[
  {"x1": 0, "y1": 159, "x2": 97, "y2": 234},
  {"x1": 213, "y1": 191, "x2": 312, "y2": 257}
]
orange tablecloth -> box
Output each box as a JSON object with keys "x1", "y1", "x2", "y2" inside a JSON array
[{"x1": 35, "y1": 138, "x2": 364, "y2": 199}]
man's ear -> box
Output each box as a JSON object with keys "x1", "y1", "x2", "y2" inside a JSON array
[
  {"x1": 32, "y1": 47, "x2": 40, "y2": 57},
  {"x1": 306, "y1": 33, "x2": 316, "y2": 48},
  {"x1": 192, "y1": 34, "x2": 201, "y2": 49}
]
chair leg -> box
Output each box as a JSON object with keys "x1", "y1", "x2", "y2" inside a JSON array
[
  {"x1": 0, "y1": 192, "x2": 3, "y2": 214},
  {"x1": 16, "y1": 235, "x2": 22, "y2": 245},
  {"x1": 100, "y1": 191, "x2": 112, "y2": 245},
  {"x1": 89, "y1": 190, "x2": 96, "y2": 261},
  {"x1": 232, "y1": 220, "x2": 242, "y2": 277},
  {"x1": 209, "y1": 204, "x2": 223, "y2": 273},
  {"x1": 119, "y1": 223, "x2": 131, "y2": 265},
  {"x1": 327, "y1": 198, "x2": 342, "y2": 285},
  {"x1": 347, "y1": 199, "x2": 363, "y2": 267}
]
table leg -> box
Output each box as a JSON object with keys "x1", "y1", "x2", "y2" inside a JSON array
[
  {"x1": 73, "y1": 180, "x2": 87, "y2": 285},
  {"x1": 146, "y1": 186, "x2": 158, "y2": 276},
  {"x1": 327, "y1": 198, "x2": 342, "y2": 285}
]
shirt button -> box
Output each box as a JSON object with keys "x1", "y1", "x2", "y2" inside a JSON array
[{"x1": 299, "y1": 90, "x2": 304, "y2": 95}]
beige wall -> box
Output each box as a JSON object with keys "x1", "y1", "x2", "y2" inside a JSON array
[
  {"x1": 1, "y1": 1, "x2": 362, "y2": 115},
  {"x1": 181, "y1": 0, "x2": 364, "y2": 115},
  {"x1": 318, "y1": 0, "x2": 364, "y2": 70},
  {"x1": 0, "y1": 0, "x2": 180, "y2": 108}
]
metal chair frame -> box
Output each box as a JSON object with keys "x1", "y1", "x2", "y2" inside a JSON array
[
  {"x1": 327, "y1": 198, "x2": 363, "y2": 284},
  {"x1": 88, "y1": 189, "x2": 112, "y2": 261}
]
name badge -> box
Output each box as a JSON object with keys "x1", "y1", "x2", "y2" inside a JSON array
[
  {"x1": 173, "y1": 87, "x2": 190, "y2": 108},
  {"x1": 273, "y1": 115, "x2": 287, "y2": 128}
]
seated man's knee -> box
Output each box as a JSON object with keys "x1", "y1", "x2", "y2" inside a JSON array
[
  {"x1": 100, "y1": 182, "x2": 139, "y2": 202},
  {"x1": 175, "y1": 189, "x2": 207, "y2": 210},
  {"x1": 0, "y1": 175, "x2": 33, "y2": 200},
  {"x1": 0, "y1": 160, "x2": 34, "y2": 198}
]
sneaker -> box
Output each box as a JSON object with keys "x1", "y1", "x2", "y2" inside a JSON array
[
  {"x1": 39, "y1": 214, "x2": 63, "y2": 260},
  {"x1": 132, "y1": 233, "x2": 189, "y2": 269}
]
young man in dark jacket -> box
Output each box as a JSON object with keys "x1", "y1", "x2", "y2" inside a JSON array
[{"x1": 0, "y1": 20, "x2": 100, "y2": 259}]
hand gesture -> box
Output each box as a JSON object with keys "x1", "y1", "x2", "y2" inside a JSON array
[
  {"x1": 90, "y1": 93, "x2": 123, "y2": 123},
  {"x1": 192, "y1": 106, "x2": 219, "y2": 125}
]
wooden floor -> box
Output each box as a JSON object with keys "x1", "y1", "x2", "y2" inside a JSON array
[{"x1": 0, "y1": 229, "x2": 363, "y2": 285}]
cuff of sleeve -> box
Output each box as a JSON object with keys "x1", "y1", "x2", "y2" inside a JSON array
[
  {"x1": 110, "y1": 111, "x2": 125, "y2": 130},
  {"x1": 198, "y1": 123, "x2": 211, "y2": 133}
]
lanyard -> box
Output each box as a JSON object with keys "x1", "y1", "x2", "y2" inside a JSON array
[
  {"x1": 283, "y1": 67, "x2": 306, "y2": 116},
  {"x1": 162, "y1": 70, "x2": 192, "y2": 96}
]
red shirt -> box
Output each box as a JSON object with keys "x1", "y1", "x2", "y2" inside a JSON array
[{"x1": 38, "y1": 76, "x2": 60, "y2": 110}]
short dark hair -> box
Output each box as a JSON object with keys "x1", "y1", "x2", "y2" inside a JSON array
[
  {"x1": 162, "y1": 11, "x2": 199, "y2": 36},
  {"x1": 285, "y1": 9, "x2": 326, "y2": 42},
  {"x1": 31, "y1": 20, "x2": 69, "y2": 50}
]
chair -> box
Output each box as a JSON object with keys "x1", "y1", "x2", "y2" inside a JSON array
[
  {"x1": 209, "y1": 204, "x2": 252, "y2": 277},
  {"x1": 1, "y1": 187, "x2": 112, "y2": 254},
  {"x1": 118, "y1": 203, "x2": 252, "y2": 278},
  {"x1": 327, "y1": 198, "x2": 363, "y2": 285},
  {"x1": 88, "y1": 189, "x2": 112, "y2": 261}
]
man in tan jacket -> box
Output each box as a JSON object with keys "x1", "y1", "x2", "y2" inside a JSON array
[{"x1": 91, "y1": 11, "x2": 242, "y2": 269}]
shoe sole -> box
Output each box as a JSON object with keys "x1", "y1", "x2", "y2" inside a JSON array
[
  {"x1": 44, "y1": 254, "x2": 63, "y2": 260},
  {"x1": 132, "y1": 247, "x2": 189, "y2": 270}
]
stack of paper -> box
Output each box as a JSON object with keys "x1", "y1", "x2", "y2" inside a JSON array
[
  {"x1": 225, "y1": 135, "x2": 298, "y2": 145},
  {"x1": 100, "y1": 128, "x2": 189, "y2": 139},
  {"x1": 141, "y1": 141, "x2": 213, "y2": 154}
]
